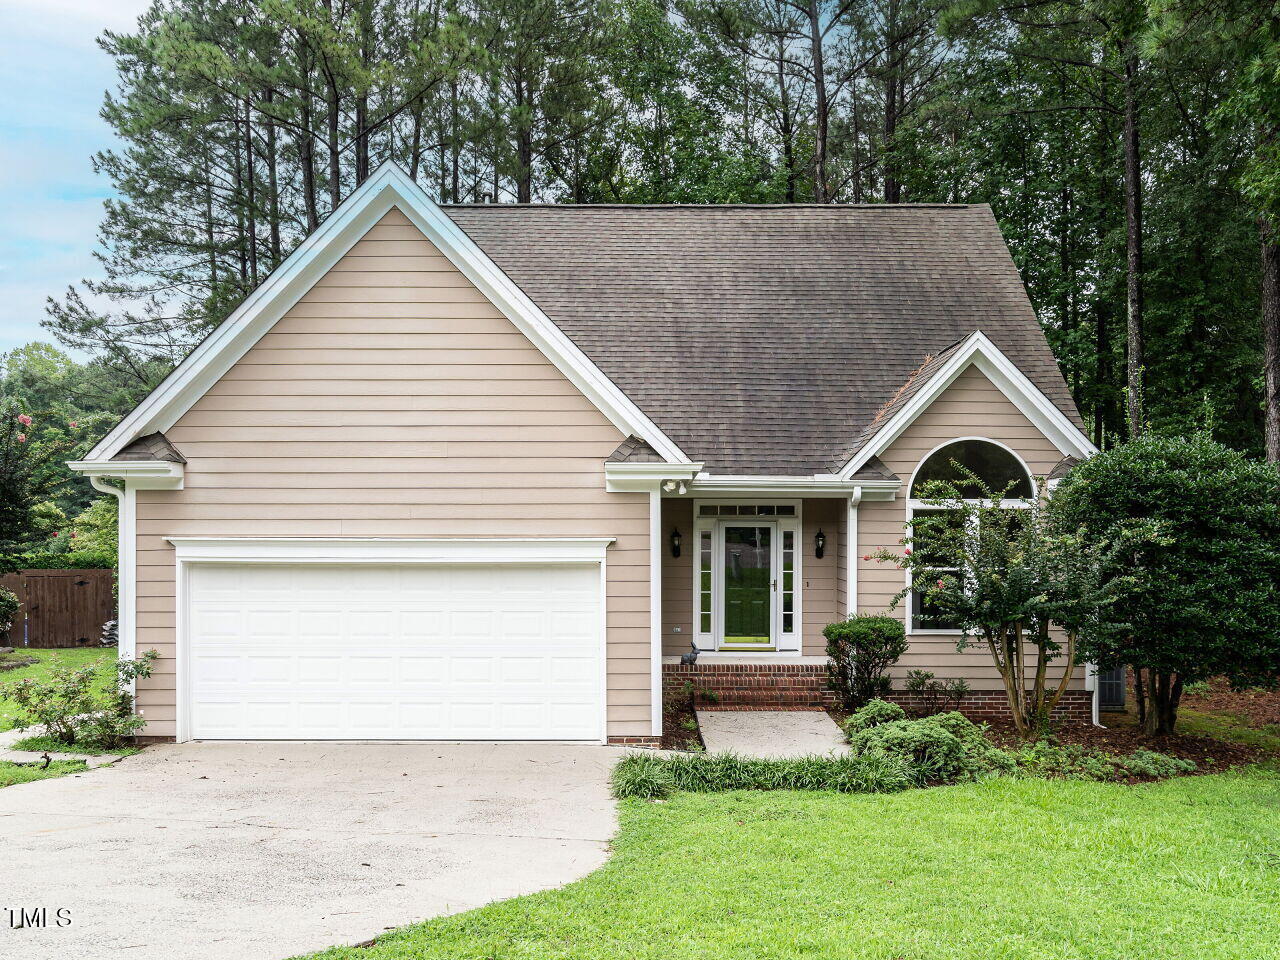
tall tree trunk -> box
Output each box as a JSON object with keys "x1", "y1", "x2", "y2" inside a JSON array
[
  {"x1": 806, "y1": 0, "x2": 829, "y2": 202},
  {"x1": 515, "y1": 73, "x2": 532, "y2": 204},
  {"x1": 355, "y1": 0, "x2": 372, "y2": 184},
  {"x1": 264, "y1": 86, "x2": 282, "y2": 265},
  {"x1": 1262, "y1": 216, "x2": 1280, "y2": 463},
  {"x1": 243, "y1": 98, "x2": 258, "y2": 286},
  {"x1": 450, "y1": 78, "x2": 461, "y2": 202},
  {"x1": 297, "y1": 34, "x2": 320, "y2": 232},
  {"x1": 883, "y1": 0, "x2": 902, "y2": 204},
  {"x1": 1123, "y1": 55, "x2": 1145, "y2": 437}
]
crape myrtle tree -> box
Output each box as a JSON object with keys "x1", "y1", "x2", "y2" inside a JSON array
[
  {"x1": 1050, "y1": 433, "x2": 1280, "y2": 734},
  {"x1": 877, "y1": 469, "x2": 1148, "y2": 738}
]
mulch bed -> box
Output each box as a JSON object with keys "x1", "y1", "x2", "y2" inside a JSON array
[
  {"x1": 983, "y1": 715, "x2": 1263, "y2": 773},
  {"x1": 661, "y1": 688, "x2": 705, "y2": 751},
  {"x1": 1181, "y1": 679, "x2": 1280, "y2": 729}
]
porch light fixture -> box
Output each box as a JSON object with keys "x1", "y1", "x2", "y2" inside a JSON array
[
  {"x1": 670, "y1": 528, "x2": 682, "y2": 558},
  {"x1": 814, "y1": 529, "x2": 826, "y2": 559}
]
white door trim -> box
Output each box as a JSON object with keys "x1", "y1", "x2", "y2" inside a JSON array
[{"x1": 171, "y1": 537, "x2": 612, "y2": 743}]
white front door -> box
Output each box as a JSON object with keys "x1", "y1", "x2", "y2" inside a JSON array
[{"x1": 184, "y1": 561, "x2": 604, "y2": 740}]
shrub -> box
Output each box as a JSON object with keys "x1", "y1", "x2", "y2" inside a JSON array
[
  {"x1": 2, "y1": 650, "x2": 158, "y2": 748},
  {"x1": 611, "y1": 753, "x2": 676, "y2": 800},
  {"x1": 903, "y1": 670, "x2": 970, "y2": 715},
  {"x1": 610, "y1": 751, "x2": 915, "y2": 799},
  {"x1": 0, "y1": 587, "x2": 18, "y2": 638},
  {"x1": 824, "y1": 614, "x2": 908, "y2": 711},
  {"x1": 1007, "y1": 741, "x2": 1195, "y2": 782},
  {"x1": 845, "y1": 711, "x2": 1014, "y2": 783},
  {"x1": 843, "y1": 698, "x2": 906, "y2": 734},
  {"x1": 1051, "y1": 434, "x2": 1280, "y2": 734}
]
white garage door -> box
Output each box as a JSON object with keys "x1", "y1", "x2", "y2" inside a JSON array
[{"x1": 185, "y1": 562, "x2": 603, "y2": 740}]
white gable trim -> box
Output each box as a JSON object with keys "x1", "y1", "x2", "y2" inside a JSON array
[
  {"x1": 81, "y1": 163, "x2": 690, "y2": 465},
  {"x1": 838, "y1": 331, "x2": 1096, "y2": 480}
]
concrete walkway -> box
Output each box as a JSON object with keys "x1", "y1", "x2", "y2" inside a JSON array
[
  {"x1": 0, "y1": 740, "x2": 619, "y2": 960},
  {"x1": 696, "y1": 710, "x2": 849, "y2": 758}
]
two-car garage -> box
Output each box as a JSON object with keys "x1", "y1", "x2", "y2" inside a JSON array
[{"x1": 174, "y1": 539, "x2": 609, "y2": 742}]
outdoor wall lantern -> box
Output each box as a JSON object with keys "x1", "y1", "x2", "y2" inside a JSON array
[
  {"x1": 670, "y1": 528, "x2": 682, "y2": 558},
  {"x1": 814, "y1": 529, "x2": 826, "y2": 559}
]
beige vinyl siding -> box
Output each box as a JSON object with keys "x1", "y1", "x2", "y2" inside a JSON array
[
  {"x1": 855, "y1": 364, "x2": 1084, "y2": 691},
  {"x1": 660, "y1": 497, "x2": 839, "y2": 657},
  {"x1": 133, "y1": 208, "x2": 653, "y2": 739},
  {"x1": 801, "y1": 498, "x2": 840, "y2": 655},
  {"x1": 661, "y1": 500, "x2": 694, "y2": 656}
]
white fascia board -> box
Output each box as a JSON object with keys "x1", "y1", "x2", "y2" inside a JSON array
[
  {"x1": 686, "y1": 475, "x2": 901, "y2": 497},
  {"x1": 839, "y1": 331, "x2": 1097, "y2": 480},
  {"x1": 86, "y1": 162, "x2": 690, "y2": 465},
  {"x1": 68, "y1": 459, "x2": 184, "y2": 490},
  {"x1": 166, "y1": 537, "x2": 615, "y2": 564},
  {"x1": 604, "y1": 461, "x2": 703, "y2": 492}
]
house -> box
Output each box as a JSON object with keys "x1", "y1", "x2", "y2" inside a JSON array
[{"x1": 70, "y1": 163, "x2": 1097, "y2": 747}]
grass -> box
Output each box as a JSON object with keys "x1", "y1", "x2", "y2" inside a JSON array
[
  {"x1": 0, "y1": 647, "x2": 115, "y2": 731},
  {"x1": 8, "y1": 733, "x2": 139, "y2": 757},
  {"x1": 0, "y1": 758, "x2": 89, "y2": 789},
  {"x1": 303, "y1": 768, "x2": 1280, "y2": 960},
  {"x1": 1179, "y1": 707, "x2": 1280, "y2": 758}
]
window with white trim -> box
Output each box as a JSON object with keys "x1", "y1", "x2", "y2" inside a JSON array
[{"x1": 907, "y1": 440, "x2": 1032, "y2": 632}]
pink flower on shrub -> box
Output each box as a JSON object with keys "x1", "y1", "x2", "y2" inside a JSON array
[
  {"x1": 861, "y1": 554, "x2": 870, "y2": 561},
  {"x1": 16, "y1": 433, "x2": 26, "y2": 443},
  {"x1": 903, "y1": 548, "x2": 912, "y2": 556},
  {"x1": 16, "y1": 413, "x2": 31, "y2": 426},
  {"x1": 69, "y1": 532, "x2": 77, "y2": 539},
  {"x1": 936, "y1": 579, "x2": 946, "y2": 589},
  {"x1": 69, "y1": 420, "x2": 78, "y2": 428},
  {"x1": 50, "y1": 531, "x2": 59, "y2": 538}
]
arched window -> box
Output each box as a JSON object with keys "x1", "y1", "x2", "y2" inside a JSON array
[
  {"x1": 910, "y1": 439, "x2": 1032, "y2": 499},
  {"x1": 908, "y1": 440, "x2": 1032, "y2": 632}
]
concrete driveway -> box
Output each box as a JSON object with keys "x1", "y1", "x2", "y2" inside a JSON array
[{"x1": 0, "y1": 741, "x2": 619, "y2": 960}]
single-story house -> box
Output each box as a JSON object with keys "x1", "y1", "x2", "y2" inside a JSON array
[{"x1": 71, "y1": 163, "x2": 1098, "y2": 746}]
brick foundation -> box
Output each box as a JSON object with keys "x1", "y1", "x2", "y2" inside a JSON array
[
  {"x1": 607, "y1": 736, "x2": 662, "y2": 748},
  {"x1": 662, "y1": 661, "x2": 1093, "y2": 721}
]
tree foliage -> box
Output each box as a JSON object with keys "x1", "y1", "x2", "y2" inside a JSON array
[{"x1": 1050, "y1": 433, "x2": 1280, "y2": 734}]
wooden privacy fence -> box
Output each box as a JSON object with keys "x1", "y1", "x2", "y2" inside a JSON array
[{"x1": 0, "y1": 569, "x2": 116, "y2": 649}]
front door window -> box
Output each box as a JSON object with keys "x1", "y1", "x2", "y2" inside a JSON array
[{"x1": 721, "y1": 524, "x2": 773, "y2": 649}]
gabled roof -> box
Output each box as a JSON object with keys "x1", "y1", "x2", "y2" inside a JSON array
[
  {"x1": 836, "y1": 331, "x2": 1096, "y2": 479},
  {"x1": 445, "y1": 202, "x2": 1088, "y2": 475},
  {"x1": 80, "y1": 164, "x2": 690, "y2": 467},
  {"x1": 79, "y1": 162, "x2": 1093, "y2": 479}
]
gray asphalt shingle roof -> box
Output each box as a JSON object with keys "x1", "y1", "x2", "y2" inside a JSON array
[{"x1": 444, "y1": 203, "x2": 1080, "y2": 476}]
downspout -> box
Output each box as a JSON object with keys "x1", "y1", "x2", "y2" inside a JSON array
[
  {"x1": 89, "y1": 477, "x2": 136, "y2": 690},
  {"x1": 649, "y1": 486, "x2": 663, "y2": 740}
]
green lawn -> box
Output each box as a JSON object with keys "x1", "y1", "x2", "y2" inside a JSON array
[
  {"x1": 9, "y1": 733, "x2": 139, "y2": 756},
  {"x1": 0, "y1": 647, "x2": 115, "y2": 731},
  {"x1": 304, "y1": 768, "x2": 1280, "y2": 960},
  {"x1": 0, "y1": 758, "x2": 88, "y2": 788}
]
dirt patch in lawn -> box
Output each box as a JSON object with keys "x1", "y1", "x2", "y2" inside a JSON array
[
  {"x1": 983, "y1": 716, "x2": 1263, "y2": 774},
  {"x1": 1181, "y1": 679, "x2": 1280, "y2": 730}
]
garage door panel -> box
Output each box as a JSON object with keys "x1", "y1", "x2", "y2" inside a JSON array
[{"x1": 186, "y1": 562, "x2": 603, "y2": 740}]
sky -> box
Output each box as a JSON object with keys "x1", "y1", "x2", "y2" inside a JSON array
[{"x1": 0, "y1": 0, "x2": 153, "y2": 356}]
